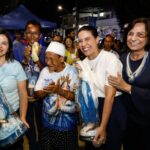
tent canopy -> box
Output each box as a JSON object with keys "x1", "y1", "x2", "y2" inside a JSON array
[{"x1": 0, "y1": 4, "x2": 57, "y2": 29}]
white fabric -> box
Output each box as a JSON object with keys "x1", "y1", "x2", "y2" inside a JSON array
[
  {"x1": 77, "y1": 60, "x2": 99, "y2": 108},
  {"x1": 46, "y1": 41, "x2": 66, "y2": 56},
  {"x1": 110, "y1": 49, "x2": 120, "y2": 58},
  {"x1": 34, "y1": 63, "x2": 78, "y2": 92},
  {"x1": 102, "y1": 48, "x2": 119, "y2": 58},
  {"x1": 83, "y1": 50, "x2": 122, "y2": 98},
  {"x1": 31, "y1": 42, "x2": 40, "y2": 62},
  {"x1": 34, "y1": 63, "x2": 79, "y2": 116}
]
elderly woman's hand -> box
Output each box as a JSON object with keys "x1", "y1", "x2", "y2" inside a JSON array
[
  {"x1": 108, "y1": 72, "x2": 131, "y2": 93},
  {"x1": 43, "y1": 83, "x2": 60, "y2": 94}
]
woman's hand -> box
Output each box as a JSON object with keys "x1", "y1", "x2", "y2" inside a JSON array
[
  {"x1": 24, "y1": 46, "x2": 31, "y2": 60},
  {"x1": 108, "y1": 73, "x2": 131, "y2": 93},
  {"x1": 20, "y1": 117, "x2": 30, "y2": 128},
  {"x1": 92, "y1": 126, "x2": 107, "y2": 148}
]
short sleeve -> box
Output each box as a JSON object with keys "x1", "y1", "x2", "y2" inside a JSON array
[
  {"x1": 34, "y1": 67, "x2": 48, "y2": 91},
  {"x1": 105, "y1": 57, "x2": 122, "y2": 86},
  {"x1": 14, "y1": 60, "x2": 27, "y2": 81}
]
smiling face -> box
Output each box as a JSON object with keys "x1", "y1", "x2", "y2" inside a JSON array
[
  {"x1": 127, "y1": 22, "x2": 148, "y2": 52},
  {"x1": 65, "y1": 37, "x2": 73, "y2": 49},
  {"x1": 25, "y1": 24, "x2": 41, "y2": 45},
  {"x1": 45, "y1": 51, "x2": 65, "y2": 72},
  {"x1": 0, "y1": 34, "x2": 9, "y2": 58},
  {"x1": 104, "y1": 35, "x2": 114, "y2": 51},
  {"x1": 78, "y1": 30, "x2": 99, "y2": 60}
]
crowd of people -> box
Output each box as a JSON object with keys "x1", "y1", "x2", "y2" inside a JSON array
[{"x1": 0, "y1": 17, "x2": 150, "y2": 150}]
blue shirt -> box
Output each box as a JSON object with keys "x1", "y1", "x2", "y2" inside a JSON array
[{"x1": 13, "y1": 42, "x2": 46, "y2": 65}]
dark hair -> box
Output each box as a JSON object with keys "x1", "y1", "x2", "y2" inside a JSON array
[
  {"x1": 123, "y1": 17, "x2": 150, "y2": 51},
  {"x1": 52, "y1": 34, "x2": 62, "y2": 43},
  {"x1": 104, "y1": 34, "x2": 114, "y2": 42},
  {"x1": 65, "y1": 29, "x2": 74, "y2": 36},
  {"x1": 64, "y1": 36, "x2": 74, "y2": 42},
  {"x1": 102, "y1": 34, "x2": 114, "y2": 49},
  {"x1": 14, "y1": 29, "x2": 22, "y2": 35},
  {"x1": 0, "y1": 28, "x2": 14, "y2": 61},
  {"x1": 64, "y1": 36, "x2": 74, "y2": 47},
  {"x1": 77, "y1": 26, "x2": 98, "y2": 38},
  {"x1": 25, "y1": 19, "x2": 42, "y2": 33}
]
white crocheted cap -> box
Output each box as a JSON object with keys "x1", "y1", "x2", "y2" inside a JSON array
[{"x1": 46, "y1": 41, "x2": 66, "y2": 57}]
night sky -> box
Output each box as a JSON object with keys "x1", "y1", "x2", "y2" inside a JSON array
[
  {"x1": 5, "y1": 0, "x2": 146, "y2": 26},
  {"x1": 23, "y1": 0, "x2": 150, "y2": 26},
  {"x1": 24, "y1": 0, "x2": 76, "y2": 22}
]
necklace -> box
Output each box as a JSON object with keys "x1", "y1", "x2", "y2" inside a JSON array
[
  {"x1": 126, "y1": 52, "x2": 149, "y2": 83},
  {"x1": 88, "y1": 54, "x2": 100, "y2": 71}
]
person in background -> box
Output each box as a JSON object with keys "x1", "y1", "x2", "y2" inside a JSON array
[
  {"x1": 102, "y1": 34, "x2": 119, "y2": 58},
  {"x1": 0, "y1": 28, "x2": 29, "y2": 150},
  {"x1": 21, "y1": 19, "x2": 46, "y2": 150},
  {"x1": 108, "y1": 18, "x2": 150, "y2": 150},
  {"x1": 13, "y1": 30, "x2": 25, "y2": 62},
  {"x1": 13, "y1": 30, "x2": 22, "y2": 46},
  {"x1": 74, "y1": 39, "x2": 86, "y2": 61},
  {"x1": 113, "y1": 39, "x2": 123, "y2": 56},
  {"x1": 64, "y1": 36, "x2": 79, "y2": 65},
  {"x1": 34, "y1": 41, "x2": 79, "y2": 150},
  {"x1": 77, "y1": 26, "x2": 126, "y2": 150},
  {"x1": 52, "y1": 34, "x2": 62, "y2": 43},
  {"x1": 66, "y1": 29, "x2": 75, "y2": 41}
]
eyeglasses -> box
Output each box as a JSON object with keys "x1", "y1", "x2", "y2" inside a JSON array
[
  {"x1": 25, "y1": 32, "x2": 40, "y2": 36},
  {"x1": 127, "y1": 32, "x2": 147, "y2": 38}
]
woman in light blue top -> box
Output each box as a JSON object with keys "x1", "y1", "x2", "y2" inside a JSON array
[{"x1": 0, "y1": 28, "x2": 29, "y2": 150}]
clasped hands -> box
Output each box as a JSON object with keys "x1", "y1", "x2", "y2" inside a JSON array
[{"x1": 43, "y1": 82, "x2": 61, "y2": 94}]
